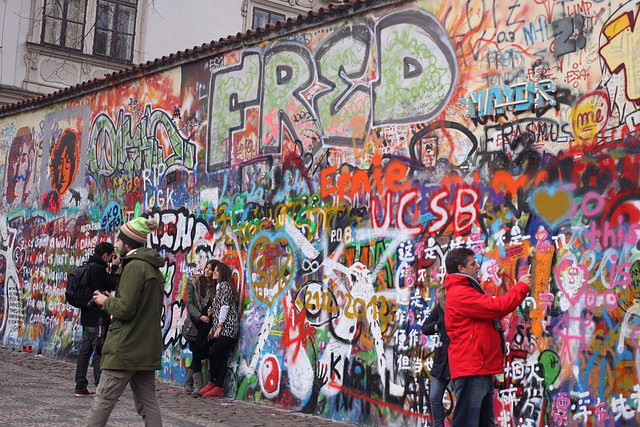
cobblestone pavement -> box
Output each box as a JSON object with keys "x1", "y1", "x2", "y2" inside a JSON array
[{"x1": 0, "y1": 346, "x2": 359, "y2": 427}]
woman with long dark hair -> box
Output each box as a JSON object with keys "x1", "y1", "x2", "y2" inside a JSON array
[
  {"x1": 199, "y1": 262, "x2": 240, "y2": 397},
  {"x1": 184, "y1": 259, "x2": 218, "y2": 397},
  {"x1": 422, "y1": 285, "x2": 451, "y2": 427}
]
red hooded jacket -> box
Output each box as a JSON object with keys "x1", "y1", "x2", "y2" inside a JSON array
[{"x1": 444, "y1": 274, "x2": 530, "y2": 379}]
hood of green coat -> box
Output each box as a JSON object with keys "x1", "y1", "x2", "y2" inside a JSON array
[{"x1": 124, "y1": 247, "x2": 166, "y2": 268}]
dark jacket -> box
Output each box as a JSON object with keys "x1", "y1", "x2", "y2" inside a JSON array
[
  {"x1": 185, "y1": 274, "x2": 214, "y2": 351},
  {"x1": 185, "y1": 274, "x2": 212, "y2": 321},
  {"x1": 80, "y1": 253, "x2": 116, "y2": 327},
  {"x1": 445, "y1": 273, "x2": 530, "y2": 379},
  {"x1": 100, "y1": 247, "x2": 165, "y2": 371},
  {"x1": 422, "y1": 303, "x2": 450, "y2": 379}
]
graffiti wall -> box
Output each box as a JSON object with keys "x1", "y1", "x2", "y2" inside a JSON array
[{"x1": 2, "y1": 0, "x2": 640, "y2": 424}]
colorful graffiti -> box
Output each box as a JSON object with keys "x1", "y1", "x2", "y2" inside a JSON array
[{"x1": 3, "y1": 0, "x2": 640, "y2": 424}]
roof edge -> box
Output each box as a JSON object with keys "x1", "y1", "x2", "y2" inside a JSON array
[{"x1": 1, "y1": 0, "x2": 404, "y2": 118}]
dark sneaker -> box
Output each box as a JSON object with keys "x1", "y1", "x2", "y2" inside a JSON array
[{"x1": 74, "y1": 389, "x2": 96, "y2": 397}]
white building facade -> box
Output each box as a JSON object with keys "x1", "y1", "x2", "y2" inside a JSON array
[{"x1": 0, "y1": 0, "x2": 328, "y2": 105}]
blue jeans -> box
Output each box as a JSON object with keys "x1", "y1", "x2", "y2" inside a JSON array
[
  {"x1": 430, "y1": 376, "x2": 449, "y2": 427},
  {"x1": 75, "y1": 326, "x2": 101, "y2": 391},
  {"x1": 452, "y1": 375, "x2": 496, "y2": 427}
]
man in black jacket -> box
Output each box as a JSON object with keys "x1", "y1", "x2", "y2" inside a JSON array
[{"x1": 74, "y1": 242, "x2": 119, "y2": 396}]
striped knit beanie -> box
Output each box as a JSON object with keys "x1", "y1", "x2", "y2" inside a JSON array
[{"x1": 118, "y1": 217, "x2": 158, "y2": 245}]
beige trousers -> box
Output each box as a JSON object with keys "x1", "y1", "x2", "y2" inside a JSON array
[{"x1": 86, "y1": 369, "x2": 162, "y2": 427}]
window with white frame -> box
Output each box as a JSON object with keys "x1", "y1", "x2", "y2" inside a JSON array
[
  {"x1": 252, "y1": 7, "x2": 286, "y2": 29},
  {"x1": 93, "y1": 0, "x2": 137, "y2": 62},
  {"x1": 41, "y1": 0, "x2": 87, "y2": 50}
]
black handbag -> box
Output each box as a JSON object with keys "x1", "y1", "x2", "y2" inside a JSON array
[{"x1": 182, "y1": 316, "x2": 198, "y2": 342}]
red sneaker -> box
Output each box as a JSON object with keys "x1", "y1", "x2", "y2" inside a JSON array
[
  {"x1": 202, "y1": 387, "x2": 224, "y2": 398},
  {"x1": 199, "y1": 381, "x2": 215, "y2": 395},
  {"x1": 74, "y1": 389, "x2": 96, "y2": 397}
]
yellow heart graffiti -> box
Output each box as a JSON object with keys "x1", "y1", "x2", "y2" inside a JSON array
[
  {"x1": 531, "y1": 188, "x2": 573, "y2": 227},
  {"x1": 249, "y1": 235, "x2": 295, "y2": 307}
]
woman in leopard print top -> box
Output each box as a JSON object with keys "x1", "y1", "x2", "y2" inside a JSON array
[{"x1": 200, "y1": 262, "x2": 240, "y2": 397}]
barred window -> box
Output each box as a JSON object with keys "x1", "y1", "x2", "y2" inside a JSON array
[
  {"x1": 93, "y1": 0, "x2": 137, "y2": 62},
  {"x1": 42, "y1": 0, "x2": 87, "y2": 50}
]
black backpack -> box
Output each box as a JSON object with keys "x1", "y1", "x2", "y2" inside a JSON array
[{"x1": 65, "y1": 261, "x2": 95, "y2": 308}]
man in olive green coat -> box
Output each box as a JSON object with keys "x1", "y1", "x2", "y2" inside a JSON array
[{"x1": 87, "y1": 217, "x2": 165, "y2": 427}]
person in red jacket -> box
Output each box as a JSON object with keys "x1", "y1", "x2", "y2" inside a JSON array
[{"x1": 444, "y1": 248, "x2": 531, "y2": 427}]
